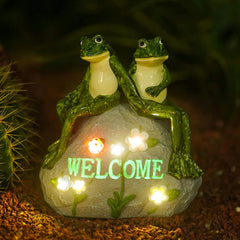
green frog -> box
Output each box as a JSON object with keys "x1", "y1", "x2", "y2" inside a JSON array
[
  {"x1": 42, "y1": 34, "x2": 143, "y2": 169},
  {"x1": 128, "y1": 37, "x2": 203, "y2": 179}
]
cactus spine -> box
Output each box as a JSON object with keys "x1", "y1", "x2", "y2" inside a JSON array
[{"x1": 0, "y1": 64, "x2": 36, "y2": 191}]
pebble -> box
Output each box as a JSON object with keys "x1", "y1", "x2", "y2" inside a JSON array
[{"x1": 235, "y1": 207, "x2": 240, "y2": 213}]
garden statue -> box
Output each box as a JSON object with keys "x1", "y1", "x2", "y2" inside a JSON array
[
  {"x1": 43, "y1": 34, "x2": 142, "y2": 169},
  {"x1": 40, "y1": 35, "x2": 203, "y2": 219},
  {"x1": 127, "y1": 37, "x2": 203, "y2": 179}
]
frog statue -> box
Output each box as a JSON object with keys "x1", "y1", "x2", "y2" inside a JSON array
[
  {"x1": 42, "y1": 34, "x2": 143, "y2": 169},
  {"x1": 42, "y1": 34, "x2": 203, "y2": 180},
  {"x1": 127, "y1": 37, "x2": 203, "y2": 179}
]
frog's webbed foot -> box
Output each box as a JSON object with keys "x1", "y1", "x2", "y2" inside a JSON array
[
  {"x1": 42, "y1": 150, "x2": 58, "y2": 169},
  {"x1": 168, "y1": 149, "x2": 203, "y2": 179},
  {"x1": 42, "y1": 140, "x2": 64, "y2": 169}
]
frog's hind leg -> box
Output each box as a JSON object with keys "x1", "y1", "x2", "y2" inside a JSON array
[
  {"x1": 42, "y1": 140, "x2": 61, "y2": 166},
  {"x1": 54, "y1": 93, "x2": 120, "y2": 163},
  {"x1": 42, "y1": 113, "x2": 78, "y2": 169},
  {"x1": 42, "y1": 102, "x2": 91, "y2": 169},
  {"x1": 180, "y1": 110, "x2": 203, "y2": 178},
  {"x1": 167, "y1": 103, "x2": 203, "y2": 179},
  {"x1": 142, "y1": 101, "x2": 203, "y2": 179},
  {"x1": 144, "y1": 101, "x2": 183, "y2": 153},
  {"x1": 43, "y1": 92, "x2": 120, "y2": 169}
]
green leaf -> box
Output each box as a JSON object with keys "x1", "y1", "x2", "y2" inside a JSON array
[
  {"x1": 113, "y1": 191, "x2": 120, "y2": 204},
  {"x1": 107, "y1": 198, "x2": 116, "y2": 208},
  {"x1": 74, "y1": 193, "x2": 87, "y2": 204},
  {"x1": 167, "y1": 189, "x2": 180, "y2": 201},
  {"x1": 50, "y1": 178, "x2": 57, "y2": 187},
  {"x1": 146, "y1": 138, "x2": 158, "y2": 148},
  {"x1": 120, "y1": 194, "x2": 136, "y2": 208},
  {"x1": 147, "y1": 206, "x2": 158, "y2": 215}
]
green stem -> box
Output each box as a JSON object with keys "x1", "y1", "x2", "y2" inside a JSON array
[
  {"x1": 72, "y1": 201, "x2": 78, "y2": 216},
  {"x1": 120, "y1": 151, "x2": 129, "y2": 200},
  {"x1": 147, "y1": 205, "x2": 159, "y2": 215}
]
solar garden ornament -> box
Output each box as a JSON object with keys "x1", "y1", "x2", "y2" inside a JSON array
[
  {"x1": 128, "y1": 37, "x2": 203, "y2": 179},
  {"x1": 40, "y1": 35, "x2": 203, "y2": 218},
  {"x1": 42, "y1": 34, "x2": 142, "y2": 170}
]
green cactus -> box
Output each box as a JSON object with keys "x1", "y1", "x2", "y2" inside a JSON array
[{"x1": 0, "y1": 64, "x2": 36, "y2": 191}]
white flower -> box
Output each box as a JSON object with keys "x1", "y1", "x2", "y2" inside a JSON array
[
  {"x1": 111, "y1": 143, "x2": 125, "y2": 156},
  {"x1": 72, "y1": 180, "x2": 86, "y2": 194},
  {"x1": 150, "y1": 186, "x2": 169, "y2": 204},
  {"x1": 57, "y1": 175, "x2": 71, "y2": 191},
  {"x1": 125, "y1": 128, "x2": 149, "y2": 152}
]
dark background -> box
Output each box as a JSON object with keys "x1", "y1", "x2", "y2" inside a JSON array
[
  {"x1": 1, "y1": 0, "x2": 240, "y2": 118},
  {"x1": 1, "y1": 1, "x2": 240, "y2": 239}
]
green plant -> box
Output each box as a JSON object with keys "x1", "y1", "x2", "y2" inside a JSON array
[
  {"x1": 0, "y1": 64, "x2": 36, "y2": 191},
  {"x1": 107, "y1": 150, "x2": 136, "y2": 219},
  {"x1": 107, "y1": 126, "x2": 159, "y2": 218},
  {"x1": 147, "y1": 188, "x2": 180, "y2": 215}
]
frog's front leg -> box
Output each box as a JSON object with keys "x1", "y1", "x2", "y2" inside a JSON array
[{"x1": 145, "y1": 65, "x2": 170, "y2": 98}]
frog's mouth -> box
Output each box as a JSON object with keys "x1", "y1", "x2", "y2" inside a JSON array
[
  {"x1": 81, "y1": 51, "x2": 110, "y2": 62},
  {"x1": 135, "y1": 55, "x2": 168, "y2": 65}
]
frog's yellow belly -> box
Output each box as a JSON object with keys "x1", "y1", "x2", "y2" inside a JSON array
[
  {"x1": 133, "y1": 64, "x2": 167, "y2": 103},
  {"x1": 89, "y1": 57, "x2": 118, "y2": 98}
]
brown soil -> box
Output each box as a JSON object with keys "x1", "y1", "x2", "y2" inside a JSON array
[{"x1": 0, "y1": 70, "x2": 240, "y2": 240}]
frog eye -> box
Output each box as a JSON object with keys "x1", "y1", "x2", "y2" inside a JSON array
[
  {"x1": 139, "y1": 41, "x2": 147, "y2": 48},
  {"x1": 159, "y1": 39, "x2": 163, "y2": 45},
  {"x1": 95, "y1": 36, "x2": 103, "y2": 44}
]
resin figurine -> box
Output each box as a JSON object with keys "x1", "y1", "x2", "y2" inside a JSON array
[
  {"x1": 40, "y1": 35, "x2": 203, "y2": 218},
  {"x1": 128, "y1": 37, "x2": 203, "y2": 179},
  {"x1": 43, "y1": 34, "x2": 143, "y2": 169}
]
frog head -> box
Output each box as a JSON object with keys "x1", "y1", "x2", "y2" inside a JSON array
[
  {"x1": 134, "y1": 37, "x2": 168, "y2": 64},
  {"x1": 80, "y1": 34, "x2": 113, "y2": 62}
]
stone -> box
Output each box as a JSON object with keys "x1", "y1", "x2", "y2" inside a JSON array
[{"x1": 40, "y1": 104, "x2": 202, "y2": 218}]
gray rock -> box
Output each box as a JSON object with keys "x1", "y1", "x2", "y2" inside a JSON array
[{"x1": 40, "y1": 104, "x2": 202, "y2": 218}]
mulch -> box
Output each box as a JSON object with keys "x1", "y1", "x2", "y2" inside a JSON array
[{"x1": 0, "y1": 69, "x2": 240, "y2": 239}]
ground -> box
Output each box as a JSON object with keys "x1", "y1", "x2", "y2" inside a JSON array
[{"x1": 0, "y1": 70, "x2": 240, "y2": 240}]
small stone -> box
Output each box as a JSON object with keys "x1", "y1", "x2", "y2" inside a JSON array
[
  {"x1": 204, "y1": 222, "x2": 211, "y2": 230},
  {"x1": 231, "y1": 166, "x2": 236, "y2": 172},
  {"x1": 216, "y1": 170, "x2": 223, "y2": 176},
  {"x1": 235, "y1": 207, "x2": 240, "y2": 213}
]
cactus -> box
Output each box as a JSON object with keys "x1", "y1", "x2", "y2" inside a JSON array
[{"x1": 0, "y1": 64, "x2": 36, "y2": 191}]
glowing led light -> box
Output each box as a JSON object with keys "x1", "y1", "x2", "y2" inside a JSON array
[
  {"x1": 72, "y1": 180, "x2": 86, "y2": 193},
  {"x1": 150, "y1": 186, "x2": 169, "y2": 204},
  {"x1": 125, "y1": 128, "x2": 149, "y2": 152},
  {"x1": 57, "y1": 175, "x2": 71, "y2": 191},
  {"x1": 88, "y1": 137, "x2": 104, "y2": 154},
  {"x1": 111, "y1": 143, "x2": 125, "y2": 156}
]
